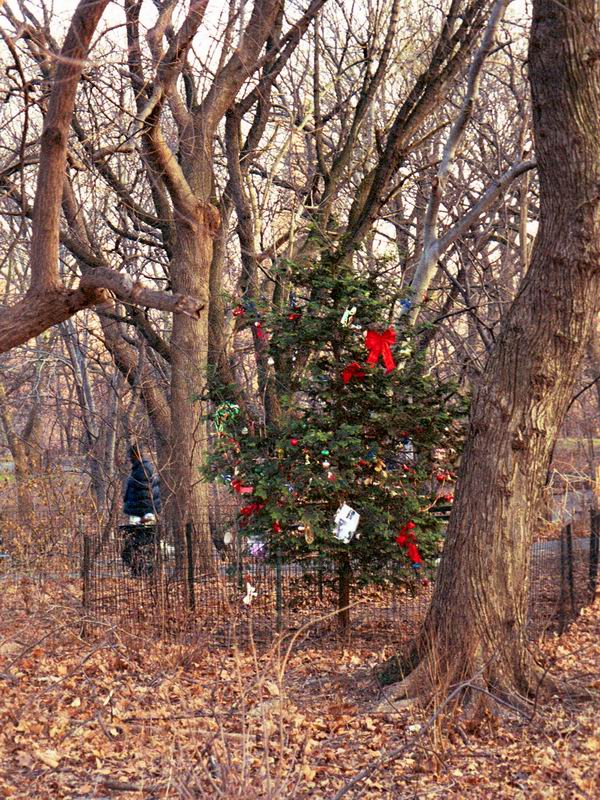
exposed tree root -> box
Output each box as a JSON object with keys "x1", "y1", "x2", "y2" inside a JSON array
[{"x1": 372, "y1": 642, "x2": 590, "y2": 716}]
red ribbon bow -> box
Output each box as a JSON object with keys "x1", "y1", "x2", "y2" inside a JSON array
[
  {"x1": 240, "y1": 502, "x2": 265, "y2": 517},
  {"x1": 232, "y1": 479, "x2": 253, "y2": 495},
  {"x1": 395, "y1": 521, "x2": 423, "y2": 563},
  {"x1": 342, "y1": 361, "x2": 367, "y2": 384},
  {"x1": 365, "y1": 328, "x2": 396, "y2": 372}
]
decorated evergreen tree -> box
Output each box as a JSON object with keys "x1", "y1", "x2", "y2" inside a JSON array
[{"x1": 209, "y1": 260, "x2": 466, "y2": 624}]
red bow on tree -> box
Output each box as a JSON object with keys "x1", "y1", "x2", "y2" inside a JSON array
[
  {"x1": 395, "y1": 521, "x2": 423, "y2": 564},
  {"x1": 365, "y1": 328, "x2": 396, "y2": 372},
  {"x1": 232, "y1": 479, "x2": 253, "y2": 495},
  {"x1": 342, "y1": 361, "x2": 367, "y2": 384},
  {"x1": 240, "y1": 502, "x2": 265, "y2": 517},
  {"x1": 406, "y1": 543, "x2": 423, "y2": 564}
]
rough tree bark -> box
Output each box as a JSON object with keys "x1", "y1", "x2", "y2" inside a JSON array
[
  {"x1": 381, "y1": 0, "x2": 600, "y2": 705},
  {"x1": 0, "y1": 0, "x2": 204, "y2": 356}
]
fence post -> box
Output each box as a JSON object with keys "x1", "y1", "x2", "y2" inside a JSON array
[
  {"x1": 275, "y1": 548, "x2": 283, "y2": 633},
  {"x1": 559, "y1": 526, "x2": 567, "y2": 633},
  {"x1": 317, "y1": 559, "x2": 324, "y2": 601},
  {"x1": 185, "y1": 522, "x2": 196, "y2": 612},
  {"x1": 81, "y1": 531, "x2": 91, "y2": 639},
  {"x1": 566, "y1": 522, "x2": 575, "y2": 614},
  {"x1": 590, "y1": 509, "x2": 599, "y2": 598}
]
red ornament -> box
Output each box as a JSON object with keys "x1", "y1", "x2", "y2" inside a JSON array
[
  {"x1": 254, "y1": 321, "x2": 266, "y2": 340},
  {"x1": 365, "y1": 328, "x2": 396, "y2": 372},
  {"x1": 233, "y1": 305, "x2": 245, "y2": 317},
  {"x1": 288, "y1": 312, "x2": 302, "y2": 321},
  {"x1": 443, "y1": 493, "x2": 454, "y2": 502},
  {"x1": 342, "y1": 361, "x2": 367, "y2": 384},
  {"x1": 272, "y1": 521, "x2": 282, "y2": 533},
  {"x1": 290, "y1": 437, "x2": 299, "y2": 446}
]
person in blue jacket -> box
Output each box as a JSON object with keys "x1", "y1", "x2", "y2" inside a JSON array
[
  {"x1": 121, "y1": 445, "x2": 161, "y2": 576},
  {"x1": 123, "y1": 445, "x2": 161, "y2": 522}
]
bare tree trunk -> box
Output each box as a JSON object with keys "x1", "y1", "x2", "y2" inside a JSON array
[
  {"x1": 383, "y1": 0, "x2": 600, "y2": 705},
  {"x1": 0, "y1": 383, "x2": 35, "y2": 523},
  {"x1": 168, "y1": 208, "x2": 219, "y2": 572}
]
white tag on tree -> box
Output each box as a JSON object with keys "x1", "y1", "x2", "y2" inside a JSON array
[{"x1": 333, "y1": 504, "x2": 360, "y2": 543}]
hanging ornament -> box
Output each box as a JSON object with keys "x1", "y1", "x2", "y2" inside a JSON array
[
  {"x1": 272, "y1": 521, "x2": 282, "y2": 533},
  {"x1": 249, "y1": 540, "x2": 266, "y2": 558},
  {"x1": 340, "y1": 306, "x2": 357, "y2": 327},
  {"x1": 333, "y1": 503, "x2": 360, "y2": 543},
  {"x1": 242, "y1": 582, "x2": 257, "y2": 605},
  {"x1": 233, "y1": 304, "x2": 246, "y2": 317},
  {"x1": 298, "y1": 523, "x2": 314, "y2": 545},
  {"x1": 240, "y1": 426, "x2": 249, "y2": 435},
  {"x1": 342, "y1": 362, "x2": 366, "y2": 384},
  {"x1": 288, "y1": 312, "x2": 302, "y2": 321},
  {"x1": 267, "y1": 356, "x2": 275, "y2": 366},
  {"x1": 399, "y1": 298, "x2": 412, "y2": 313},
  {"x1": 223, "y1": 530, "x2": 234, "y2": 546},
  {"x1": 327, "y1": 471, "x2": 336, "y2": 481},
  {"x1": 322, "y1": 460, "x2": 331, "y2": 469},
  {"x1": 365, "y1": 328, "x2": 396, "y2": 372},
  {"x1": 290, "y1": 438, "x2": 299, "y2": 446},
  {"x1": 255, "y1": 321, "x2": 266, "y2": 340},
  {"x1": 321, "y1": 449, "x2": 330, "y2": 456}
]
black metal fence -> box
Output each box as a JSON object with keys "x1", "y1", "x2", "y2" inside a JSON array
[
  {"x1": 529, "y1": 510, "x2": 599, "y2": 634},
  {"x1": 77, "y1": 508, "x2": 600, "y2": 644},
  {"x1": 1, "y1": 492, "x2": 596, "y2": 645}
]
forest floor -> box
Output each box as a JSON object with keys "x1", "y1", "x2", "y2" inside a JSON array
[{"x1": 0, "y1": 575, "x2": 598, "y2": 799}]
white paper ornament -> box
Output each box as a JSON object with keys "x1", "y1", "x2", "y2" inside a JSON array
[
  {"x1": 333, "y1": 503, "x2": 360, "y2": 544},
  {"x1": 223, "y1": 530, "x2": 234, "y2": 546}
]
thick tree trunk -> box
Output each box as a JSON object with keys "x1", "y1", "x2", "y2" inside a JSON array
[
  {"x1": 383, "y1": 0, "x2": 600, "y2": 704},
  {"x1": 167, "y1": 203, "x2": 219, "y2": 573}
]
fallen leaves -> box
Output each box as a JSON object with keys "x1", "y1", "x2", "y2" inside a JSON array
[
  {"x1": 34, "y1": 748, "x2": 61, "y2": 769},
  {"x1": 0, "y1": 581, "x2": 599, "y2": 799}
]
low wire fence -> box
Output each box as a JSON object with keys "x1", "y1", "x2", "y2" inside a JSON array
[
  {"x1": 1, "y1": 493, "x2": 598, "y2": 646},
  {"x1": 77, "y1": 508, "x2": 599, "y2": 644},
  {"x1": 81, "y1": 523, "x2": 435, "y2": 644}
]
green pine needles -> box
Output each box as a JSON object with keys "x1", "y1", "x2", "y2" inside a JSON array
[{"x1": 208, "y1": 260, "x2": 467, "y2": 599}]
